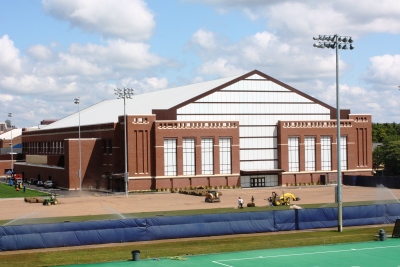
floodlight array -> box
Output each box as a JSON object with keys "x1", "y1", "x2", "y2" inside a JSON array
[
  {"x1": 313, "y1": 35, "x2": 355, "y2": 50},
  {"x1": 114, "y1": 88, "x2": 134, "y2": 99}
]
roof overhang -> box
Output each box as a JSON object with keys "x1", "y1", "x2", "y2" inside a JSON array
[{"x1": 240, "y1": 169, "x2": 284, "y2": 176}]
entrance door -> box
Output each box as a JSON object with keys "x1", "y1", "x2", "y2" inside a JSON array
[{"x1": 250, "y1": 177, "x2": 265, "y2": 187}]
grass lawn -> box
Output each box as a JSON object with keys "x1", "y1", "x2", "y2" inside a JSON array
[
  {"x1": 0, "y1": 225, "x2": 394, "y2": 267},
  {"x1": 0, "y1": 182, "x2": 49, "y2": 198}
]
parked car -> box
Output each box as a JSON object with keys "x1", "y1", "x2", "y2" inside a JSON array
[
  {"x1": 44, "y1": 180, "x2": 55, "y2": 188},
  {"x1": 28, "y1": 178, "x2": 38, "y2": 185},
  {"x1": 36, "y1": 180, "x2": 44, "y2": 187}
]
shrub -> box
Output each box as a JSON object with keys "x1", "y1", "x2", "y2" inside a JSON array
[{"x1": 247, "y1": 202, "x2": 256, "y2": 207}]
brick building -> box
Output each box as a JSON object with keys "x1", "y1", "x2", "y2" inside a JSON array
[
  {"x1": 0, "y1": 128, "x2": 22, "y2": 175},
  {"x1": 15, "y1": 70, "x2": 373, "y2": 191}
]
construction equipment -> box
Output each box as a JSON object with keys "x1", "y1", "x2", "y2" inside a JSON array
[
  {"x1": 205, "y1": 190, "x2": 221, "y2": 203},
  {"x1": 43, "y1": 194, "x2": 58, "y2": 206},
  {"x1": 268, "y1": 191, "x2": 300, "y2": 206}
]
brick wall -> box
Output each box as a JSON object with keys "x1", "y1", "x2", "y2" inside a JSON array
[{"x1": 278, "y1": 114, "x2": 373, "y2": 185}]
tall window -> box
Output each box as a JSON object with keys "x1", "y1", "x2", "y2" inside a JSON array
[
  {"x1": 201, "y1": 138, "x2": 214, "y2": 175},
  {"x1": 103, "y1": 139, "x2": 107, "y2": 154},
  {"x1": 305, "y1": 137, "x2": 316, "y2": 171},
  {"x1": 164, "y1": 139, "x2": 177, "y2": 176},
  {"x1": 219, "y1": 138, "x2": 232, "y2": 174},
  {"x1": 288, "y1": 137, "x2": 299, "y2": 172},
  {"x1": 108, "y1": 139, "x2": 113, "y2": 154},
  {"x1": 183, "y1": 138, "x2": 195, "y2": 175},
  {"x1": 340, "y1": 136, "x2": 347, "y2": 170},
  {"x1": 321, "y1": 136, "x2": 332, "y2": 171}
]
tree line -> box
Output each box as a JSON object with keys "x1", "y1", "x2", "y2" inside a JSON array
[{"x1": 372, "y1": 123, "x2": 400, "y2": 176}]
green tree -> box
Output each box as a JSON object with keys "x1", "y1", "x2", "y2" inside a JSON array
[
  {"x1": 372, "y1": 122, "x2": 400, "y2": 143},
  {"x1": 380, "y1": 137, "x2": 400, "y2": 176}
]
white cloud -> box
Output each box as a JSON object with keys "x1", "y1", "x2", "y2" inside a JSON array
[
  {"x1": 27, "y1": 45, "x2": 54, "y2": 61},
  {"x1": 68, "y1": 40, "x2": 163, "y2": 70},
  {"x1": 57, "y1": 53, "x2": 109, "y2": 77},
  {"x1": 190, "y1": 29, "x2": 345, "y2": 83},
  {"x1": 0, "y1": 75, "x2": 61, "y2": 94},
  {"x1": 187, "y1": 0, "x2": 400, "y2": 38},
  {"x1": 0, "y1": 35, "x2": 22, "y2": 74},
  {"x1": 198, "y1": 58, "x2": 246, "y2": 77},
  {"x1": 144, "y1": 77, "x2": 168, "y2": 90},
  {"x1": 42, "y1": 0, "x2": 155, "y2": 42},
  {"x1": 0, "y1": 94, "x2": 15, "y2": 104},
  {"x1": 191, "y1": 29, "x2": 217, "y2": 49},
  {"x1": 118, "y1": 76, "x2": 169, "y2": 94},
  {"x1": 365, "y1": 54, "x2": 400, "y2": 86}
]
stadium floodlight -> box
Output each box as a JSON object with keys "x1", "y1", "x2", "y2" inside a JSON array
[
  {"x1": 8, "y1": 113, "x2": 13, "y2": 174},
  {"x1": 312, "y1": 34, "x2": 355, "y2": 233},
  {"x1": 115, "y1": 88, "x2": 134, "y2": 198}
]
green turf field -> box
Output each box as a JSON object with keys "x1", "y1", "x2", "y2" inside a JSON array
[
  {"x1": 0, "y1": 181, "x2": 49, "y2": 198},
  {"x1": 62, "y1": 238, "x2": 400, "y2": 267}
]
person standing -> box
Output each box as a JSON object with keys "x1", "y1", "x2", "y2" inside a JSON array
[{"x1": 238, "y1": 197, "x2": 243, "y2": 209}]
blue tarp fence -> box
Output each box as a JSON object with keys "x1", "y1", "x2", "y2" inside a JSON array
[{"x1": 1, "y1": 203, "x2": 399, "y2": 251}]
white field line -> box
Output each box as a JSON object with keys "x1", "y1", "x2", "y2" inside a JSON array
[{"x1": 212, "y1": 244, "x2": 400, "y2": 266}]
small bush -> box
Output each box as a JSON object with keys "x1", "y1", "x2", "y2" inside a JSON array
[{"x1": 247, "y1": 202, "x2": 256, "y2": 207}]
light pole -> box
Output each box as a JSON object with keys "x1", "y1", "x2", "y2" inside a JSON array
[
  {"x1": 8, "y1": 113, "x2": 13, "y2": 175},
  {"x1": 114, "y1": 88, "x2": 134, "y2": 197},
  {"x1": 74, "y1": 98, "x2": 82, "y2": 191},
  {"x1": 313, "y1": 34, "x2": 355, "y2": 232}
]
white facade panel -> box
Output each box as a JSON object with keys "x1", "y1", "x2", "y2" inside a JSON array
[
  {"x1": 245, "y1": 74, "x2": 266, "y2": 80},
  {"x1": 196, "y1": 91, "x2": 319, "y2": 104},
  {"x1": 240, "y1": 149, "x2": 277, "y2": 160},
  {"x1": 220, "y1": 80, "x2": 290, "y2": 92},
  {"x1": 240, "y1": 138, "x2": 277, "y2": 149},
  {"x1": 240, "y1": 160, "x2": 277, "y2": 170},
  {"x1": 241, "y1": 150, "x2": 262, "y2": 160},
  {"x1": 180, "y1": 103, "x2": 327, "y2": 115},
  {"x1": 240, "y1": 176, "x2": 251, "y2": 188}
]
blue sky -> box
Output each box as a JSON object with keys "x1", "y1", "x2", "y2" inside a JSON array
[{"x1": 1, "y1": 0, "x2": 400, "y2": 128}]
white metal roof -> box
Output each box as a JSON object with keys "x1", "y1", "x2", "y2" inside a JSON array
[
  {"x1": 0, "y1": 128, "x2": 22, "y2": 139},
  {"x1": 43, "y1": 75, "x2": 240, "y2": 130}
]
